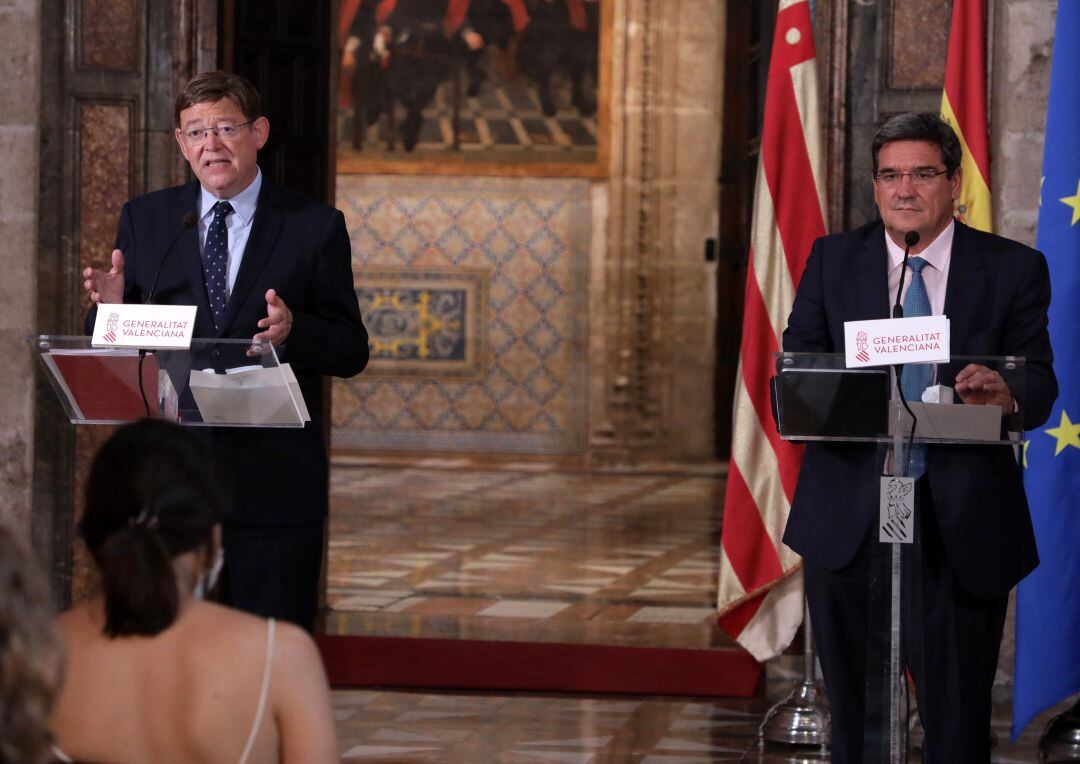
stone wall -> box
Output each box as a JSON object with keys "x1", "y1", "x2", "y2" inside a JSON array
[
  {"x1": 0, "y1": 0, "x2": 41, "y2": 541},
  {"x1": 991, "y1": 0, "x2": 1055, "y2": 245}
]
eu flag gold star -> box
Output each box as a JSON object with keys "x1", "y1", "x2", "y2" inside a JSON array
[
  {"x1": 1044, "y1": 409, "x2": 1080, "y2": 456},
  {"x1": 1062, "y1": 179, "x2": 1080, "y2": 226},
  {"x1": 1021, "y1": 439, "x2": 1031, "y2": 468}
]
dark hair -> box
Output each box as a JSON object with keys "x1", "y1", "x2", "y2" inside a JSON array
[
  {"x1": 871, "y1": 112, "x2": 963, "y2": 177},
  {"x1": 0, "y1": 526, "x2": 62, "y2": 764},
  {"x1": 79, "y1": 420, "x2": 228, "y2": 637},
  {"x1": 173, "y1": 70, "x2": 263, "y2": 127}
]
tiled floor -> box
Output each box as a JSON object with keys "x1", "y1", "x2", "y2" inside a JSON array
[
  {"x1": 323, "y1": 458, "x2": 1062, "y2": 761},
  {"x1": 329, "y1": 679, "x2": 1056, "y2": 762},
  {"x1": 324, "y1": 458, "x2": 732, "y2": 649}
]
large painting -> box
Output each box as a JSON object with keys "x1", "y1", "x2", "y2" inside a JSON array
[{"x1": 336, "y1": 0, "x2": 607, "y2": 176}]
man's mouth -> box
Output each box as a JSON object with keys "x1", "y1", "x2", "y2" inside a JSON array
[{"x1": 204, "y1": 159, "x2": 231, "y2": 168}]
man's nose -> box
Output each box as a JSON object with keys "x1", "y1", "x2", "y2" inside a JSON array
[
  {"x1": 895, "y1": 173, "x2": 918, "y2": 194},
  {"x1": 204, "y1": 129, "x2": 224, "y2": 149}
]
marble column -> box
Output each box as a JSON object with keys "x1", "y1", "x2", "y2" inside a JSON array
[
  {"x1": 0, "y1": 0, "x2": 42, "y2": 541},
  {"x1": 592, "y1": 0, "x2": 725, "y2": 461}
]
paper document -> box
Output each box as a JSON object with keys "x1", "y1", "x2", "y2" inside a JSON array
[{"x1": 188, "y1": 363, "x2": 310, "y2": 426}]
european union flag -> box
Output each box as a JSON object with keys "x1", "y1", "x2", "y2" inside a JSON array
[{"x1": 1013, "y1": 0, "x2": 1080, "y2": 740}]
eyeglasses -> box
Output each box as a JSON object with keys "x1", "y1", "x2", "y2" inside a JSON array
[
  {"x1": 873, "y1": 168, "x2": 950, "y2": 188},
  {"x1": 180, "y1": 122, "x2": 253, "y2": 145}
]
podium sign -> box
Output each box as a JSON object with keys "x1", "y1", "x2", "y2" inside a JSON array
[
  {"x1": 91, "y1": 304, "x2": 197, "y2": 350},
  {"x1": 843, "y1": 315, "x2": 950, "y2": 368}
]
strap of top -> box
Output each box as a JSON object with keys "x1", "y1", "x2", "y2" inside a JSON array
[{"x1": 237, "y1": 618, "x2": 276, "y2": 764}]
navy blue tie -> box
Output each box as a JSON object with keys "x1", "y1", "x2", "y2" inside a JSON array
[
  {"x1": 204, "y1": 201, "x2": 232, "y2": 330},
  {"x1": 900, "y1": 256, "x2": 932, "y2": 478}
]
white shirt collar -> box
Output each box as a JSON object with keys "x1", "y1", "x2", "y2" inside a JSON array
[
  {"x1": 885, "y1": 219, "x2": 955, "y2": 273},
  {"x1": 199, "y1": 166, "x2": 262, "y2": 226}
]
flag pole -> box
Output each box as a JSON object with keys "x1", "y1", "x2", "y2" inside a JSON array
[{"x1": 757, "y1": 594, "x2": 830, "y2": 750}]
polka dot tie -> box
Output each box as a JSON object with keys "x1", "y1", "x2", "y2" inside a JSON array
[
  {"x1": 900, "y1": 256, "x2": 931, "y2": 478},
  {"x1": 204, "y1": 201, "x2": 232, "y2": 330}
]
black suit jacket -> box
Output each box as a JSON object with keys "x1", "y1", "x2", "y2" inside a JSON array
[
  {"x1": 95, "y1": 178, "x2": 368, "y2": 526},
  {"x1": 781, "y1": 220, "x2": 1057, "y2": 599}
]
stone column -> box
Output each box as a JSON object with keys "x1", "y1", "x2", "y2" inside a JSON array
[
  {"x1": 592, "y1": 0, "x2": 725, "y2": 461},
  {"x1": 0, "y1": 0, "x2": 42, "y2": 541}
]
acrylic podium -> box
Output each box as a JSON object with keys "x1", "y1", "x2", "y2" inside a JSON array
[
  {"x1": 773, "y1": 351, "x2": 1025, "y2": 763},
  {"x1": 30, "y1": 335, "x2": 308, "y2": 427}
]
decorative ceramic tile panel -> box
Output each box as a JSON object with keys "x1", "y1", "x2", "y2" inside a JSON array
[
  {"x1": 358, "y1": 267, "x2": 487, "y2": 380},
  {"x1": 334, "y1": 176, "x2": 590, "y2": 455}
]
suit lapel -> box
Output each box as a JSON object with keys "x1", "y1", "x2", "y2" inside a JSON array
[
  {"x1": 942, "y1": 222, "x2": 988, "y2": 355},
  {"x1": 219, "y1": 180, "x2": 284, "y2": 335},
  {"x1": 855, "y1": 222, "x2": 891, "y2": 322},
  {"x1": 173, "y1": 183, "x2": 216, "y2": 337}
]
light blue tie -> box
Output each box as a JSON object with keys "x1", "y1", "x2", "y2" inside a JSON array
[
  {"x1": 204, "y1": 201, "x2": 232, "y2": 330},
  {"x1": 900, "y1": 256, "x2": 931, "y2": 478}
]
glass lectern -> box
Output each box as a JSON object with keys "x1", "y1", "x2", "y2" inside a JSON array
[
  {"x1": 774, "y1": 352, "x2": 1024, "y2": 762},
  {"x1": 30, "y1": 335, "x2": 309, "y2": 428}
]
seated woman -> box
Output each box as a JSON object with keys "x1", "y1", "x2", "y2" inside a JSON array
[{"x1": 50, "y1": 420, "x2": 338, "y2": 763}]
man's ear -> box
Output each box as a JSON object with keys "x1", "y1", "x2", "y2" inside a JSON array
[
  {"x1": 175, "y1": 128, "x2": 190, "y2": 160},
  {"x1": 252, "y1": 116, "x2": 270, "y2": 150},
  {"x1": 950, "y1": 166, "x2": 963, "y2": 201}
]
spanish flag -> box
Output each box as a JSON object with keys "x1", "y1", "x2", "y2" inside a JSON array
[{"x1": 941, "y1": 0, "x2": 993, "y2": 232}]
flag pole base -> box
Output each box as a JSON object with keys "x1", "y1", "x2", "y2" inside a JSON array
[
  {"x1": 758, "y1": 595, "x2": 830, "y2": 750},
  {"x1": 1040, "y1": 697, "x2": 1080, "y2": 761},
  {"x1": 758, "y1": 678, "x2": 831, "y2": 749}
]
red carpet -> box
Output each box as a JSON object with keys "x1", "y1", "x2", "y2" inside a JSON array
[{"x1": 317, "y1": 635, "x2": 763, "y2": 697}]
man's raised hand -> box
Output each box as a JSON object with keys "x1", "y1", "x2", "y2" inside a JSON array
[
  {"x1": 254, "y1": 288, "x2": 293, "y2": 346},
  {"x1": 83, "y1": 249, "x2": 125, "y2": 304}
]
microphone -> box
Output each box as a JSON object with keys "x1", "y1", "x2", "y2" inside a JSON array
[
  {"x1": 892, "y1": 230, "x2": 921, "y2": 318},
  {"x1": 146, "y1": 212, "x2": 198, "y2": 305}
]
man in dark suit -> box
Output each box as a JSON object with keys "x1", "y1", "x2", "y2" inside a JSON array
[
  {"x1": 782, "y1": 112, "x2": 1057, "y2": 762},
  {"x1": 82, "y1": 71, "x2": 369, "y2": 631}
]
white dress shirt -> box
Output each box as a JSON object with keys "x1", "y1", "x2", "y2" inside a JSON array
[
  {"x1": 197, "y1": 167, "x2": 262, "y2": 300},
  {"x1": 885, "y1": 219, "x2": 954, "y2": 316},
  {"x1": 884, "y1": 219, "x2": 956, "y2": 397}
]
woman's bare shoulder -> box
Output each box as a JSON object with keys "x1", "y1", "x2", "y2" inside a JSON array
[
  {"x1": 179, "y1": 601, "x2": 274, "y2": 644},
  {"x1": 269, "y1": 620, "x2": 323, "y2": 672}
]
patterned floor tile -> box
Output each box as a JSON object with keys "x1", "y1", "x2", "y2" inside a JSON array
[{"x1": 479, "y1": 600, "x2": 572, "y2": 619}]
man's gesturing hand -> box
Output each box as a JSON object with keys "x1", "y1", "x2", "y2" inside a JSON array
[
  {"x1": 955, "y1": 363, "x2": 1015, "y2": 414},
  {"x1": 254, "y1": 288, "x2": 292, "y2": 346},
  {"x1": 82, "y1": 249, "x2": 125, "y2": 304}
]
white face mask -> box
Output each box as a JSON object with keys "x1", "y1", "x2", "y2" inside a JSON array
[{"x1": 193, "y1": 547, "x2": 224, "y2": 600}]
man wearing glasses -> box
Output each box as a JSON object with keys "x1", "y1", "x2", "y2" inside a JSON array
[
  {"x1": 82, "y1": 71, "x2": 369, "y2": 633},
  {"x1": 782, "y1": 112, "x2": 1057, "y2": 762}
]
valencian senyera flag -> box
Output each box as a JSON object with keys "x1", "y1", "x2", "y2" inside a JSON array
[
  {"x1": 941, "y1": 0, "x2": 993, "y2": 232},
  {"x1": 716, "y1": 0, "x2": 827, "y2": 661},
  {"x1": 1012, "y1": 0, "x2": 1080, "y2": 741}
]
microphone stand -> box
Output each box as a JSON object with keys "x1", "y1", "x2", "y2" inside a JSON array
[
  {"x1": 883, "y1": 230, "x2": 920, "y2": 761},
  {"x1": 892, "y1": 230, "x2": 921, "y2": 489},
  {"x1": 138, "y1": 212, "x2": 196, "y2": 417}
]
